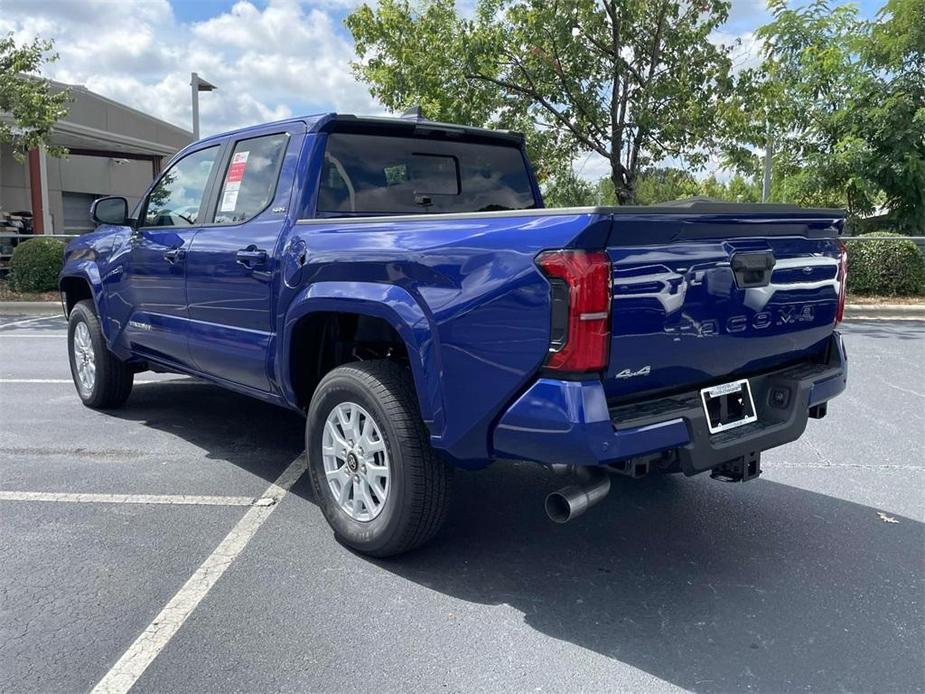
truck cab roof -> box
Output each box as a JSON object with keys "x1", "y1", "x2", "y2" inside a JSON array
[{"x1": 194, "y1": 112, "x2": 525, "y2": 147}]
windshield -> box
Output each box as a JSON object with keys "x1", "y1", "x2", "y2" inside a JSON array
[{"x1": 318, "y1": 133, "x2": 537, "y2": 216}]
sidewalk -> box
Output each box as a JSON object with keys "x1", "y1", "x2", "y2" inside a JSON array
[
  {"x1": 843, "y1": 303, "x2": 925, "y2": 320},
  {"x1": 0, "y1": 301, "x2": 62, "y2": 315}
]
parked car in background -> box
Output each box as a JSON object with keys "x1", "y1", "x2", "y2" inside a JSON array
[{"x1": 59, "y1": 113, "x2": 848, "y2": 556}]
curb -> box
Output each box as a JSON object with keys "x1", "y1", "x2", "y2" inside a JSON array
[
  {"x1": 844, "y1": 304, "x2": 925, "y2": 320},
  {"x1": 0, "y1": 301, "x2": 63, "y2": 316}
]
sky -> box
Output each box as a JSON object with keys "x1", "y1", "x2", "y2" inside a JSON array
[{"x1": 1, "y1": 0, "x2": 884, "y2": 181}]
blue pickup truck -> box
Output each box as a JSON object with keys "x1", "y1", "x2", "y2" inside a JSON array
[{"x1": 60, "y1": 113, "x2": 848, "y2": 556}]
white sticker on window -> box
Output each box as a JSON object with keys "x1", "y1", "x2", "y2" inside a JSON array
[
  {"x1": 219, "y1": 151, "x2": 249, "y2": 212},
  {"x1": 220, "y1": 189, "x2": 239, "y2": 212}
]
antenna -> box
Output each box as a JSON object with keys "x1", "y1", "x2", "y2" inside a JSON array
[{"x1": 400, "y1": 105, "x2": 425, "y2": 121}]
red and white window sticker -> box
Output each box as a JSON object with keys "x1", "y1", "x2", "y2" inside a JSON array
[{"x1": 220, "y1": 151, "x2": 249, "y2": 212}]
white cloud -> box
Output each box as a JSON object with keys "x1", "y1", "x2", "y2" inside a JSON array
[
  {"x1": 574, "y1": 151, "x2": 612, "y2": 182},
  {"x1": 711, "y1": 30, "x2": 765, "y2": 74},
  {"x1": 727, "y1": 0, "x2": 770, "y2": 30},
  {"x1": 0, "y1": 0, "x2": 379, "y2": 137}
]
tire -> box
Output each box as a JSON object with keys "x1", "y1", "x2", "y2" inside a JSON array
[
  {"x1": 306, "y1": 360, "x2": 452, "y2": 557},
  {"x1": 67, "y1": 299, "x2": 133, "y2": 409}
]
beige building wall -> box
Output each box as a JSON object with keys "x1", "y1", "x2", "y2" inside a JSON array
[
  {"x1": 0, "y1": 82, "x2": 193, "y2": 233},
  {"x1": 0, "y1": 144, "x2": 32, "y2": 214},
  {"x1": 0, "y1": 145, "x2": 158, "y2": 232}
]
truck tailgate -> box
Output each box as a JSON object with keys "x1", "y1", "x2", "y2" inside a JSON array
[{"x1": 601, "y1": 212, "x2": 843, "y2": 402}]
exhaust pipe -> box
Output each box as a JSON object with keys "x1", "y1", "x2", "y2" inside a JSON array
[{"x1": 545, "y1": 469, "x2": 611, "y2": 523}]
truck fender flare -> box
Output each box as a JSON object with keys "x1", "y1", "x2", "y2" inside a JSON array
[
  {"x1": 59, "y1": 261, "x2": 106, "y2": 319},
  {"x1": 59, "y1": 261, "x2": 133, "y2": 359},
  {"x1": 280, "y1": 281, "x2": 445, "y2": 438}
]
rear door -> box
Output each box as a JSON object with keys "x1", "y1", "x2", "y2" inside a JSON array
[
  {"x1": 124, "y1": 145, "x2": 222, "y2": 368},
  {"x1": 185, "y1": 129, "x2": 297, "y2": 392},
  {"x1": 601, "y1": 211, "x2": 843, "y2": 402}
]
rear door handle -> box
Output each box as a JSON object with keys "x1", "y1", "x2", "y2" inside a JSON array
[
  {"x1": 164, "y1": 248, "x2": 186, "y2": 264},
  {"x1": 236, "y1": 247, "x2": 268, "y2": 266}
]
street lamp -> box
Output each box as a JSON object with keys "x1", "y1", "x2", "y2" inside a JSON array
[{"x1": 190, "y1": 72, "x2": 217, "y2": 140}]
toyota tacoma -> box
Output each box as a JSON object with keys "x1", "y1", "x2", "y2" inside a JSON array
[{"x1": 60, "y1": 113, "x2": 848, "y2": 556}]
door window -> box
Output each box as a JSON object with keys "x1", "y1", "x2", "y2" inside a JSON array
[
  {"x1": 213, "y1": 134, "x2": 289, "y2": 224},
  {"x1": 141, "y1": 146, "x2": 220, "y2": 228}
]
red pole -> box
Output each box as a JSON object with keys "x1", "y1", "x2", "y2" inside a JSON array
[{"x1": 27, "y1": 149, "x2": 45, "y2": 234}]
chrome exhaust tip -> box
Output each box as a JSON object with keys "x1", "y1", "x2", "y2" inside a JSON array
[{"x1": 545, "y1": 470, "x2": 611, "y2": 523}]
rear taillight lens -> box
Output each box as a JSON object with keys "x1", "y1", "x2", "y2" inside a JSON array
[
  {"x1": 836, "y1": 240, "x2": 847, "y2": 324},
  {"x1": 536, "y1": 249, "x2": 611, "y2": 372}
]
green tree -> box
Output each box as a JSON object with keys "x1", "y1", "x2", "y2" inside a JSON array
[
  {"x1": 347, "y1": 0, "x2": 737, "y2": 204},
  {"x1": 723, "y1": 0, "x2": 924, "y2": 230},
  {"x1": 634, "y1": 167, "x2": 700, "y2": 205},
  {"x1": 726, "y1": 174, "x2": 761, "y2": 202},
  {"x1": 542, "y1": 169, "x2": 598, "y2": 207},
  {"x1": 0, "y1": 33, "x2": 69, "y2": 161},
  {"x1": 698, "y1": 174, "x2": 727, "y2": 200}
]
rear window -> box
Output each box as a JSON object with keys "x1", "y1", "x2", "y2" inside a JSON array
[{"x1": 318, "y1": 133, "x2": 537, "y2": 215}]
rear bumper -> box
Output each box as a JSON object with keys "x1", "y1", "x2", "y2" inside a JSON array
[{"x1": 492, "y1": 332, "x2": 847, "y2": 472}]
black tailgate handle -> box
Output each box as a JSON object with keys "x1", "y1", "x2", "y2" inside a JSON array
[{"x1": 731, "y1": 251, "x2": 776, "y2": 288}]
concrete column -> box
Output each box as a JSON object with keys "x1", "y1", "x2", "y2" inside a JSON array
[{"x1": 38, "y1": 148, "x2": 52, "y2": 232}]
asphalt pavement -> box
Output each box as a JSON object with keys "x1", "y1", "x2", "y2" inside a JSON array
[{"x1": 1, "y1": 312, "x2": 922, "y2": 693}]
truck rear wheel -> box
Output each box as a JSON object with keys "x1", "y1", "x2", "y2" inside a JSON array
[
  {"x1": 306, "y1": 360, "x2": 452, "y2": 557},
  {"x1": 67, "y1": 299, "x2": 133, "y2": 409}
]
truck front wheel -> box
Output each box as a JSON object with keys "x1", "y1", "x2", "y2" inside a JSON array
[
  {"x1": 67, "y1": 299, "x2": 133, "y2": 409},
  {"x1": 306, "y1": 360, "x2": 452, "y2": 557}
]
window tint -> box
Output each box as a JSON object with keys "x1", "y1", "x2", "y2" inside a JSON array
[
  {"x1": 214, "y1": 134, "x2": 288, "y2": 224},
  {"x1": 142, "y1": 146, "x2": 219, "y2": 227},
  {"x1": 318, "y1": 133, "x2": 536, "y2": 215}
]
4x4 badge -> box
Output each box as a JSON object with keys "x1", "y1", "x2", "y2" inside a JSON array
[{"x1": 615, "y1": 365, "x2": 651, "y2": 379}]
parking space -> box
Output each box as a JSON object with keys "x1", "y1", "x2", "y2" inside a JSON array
[
  {"x1": 1, "y1": 317, "x2": 922, "y2": 693},
  {"x1": 1, "y1": 502, "x2": 244, "y2": 693}
]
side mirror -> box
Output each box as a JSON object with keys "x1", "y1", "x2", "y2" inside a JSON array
[{"x1": 91, "y1": 196, "x2": 129, "y2": 226}]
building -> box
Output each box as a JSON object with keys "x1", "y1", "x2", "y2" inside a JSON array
[{"x1": 0, "y1": 81, "x2": 193, "y2": 234}]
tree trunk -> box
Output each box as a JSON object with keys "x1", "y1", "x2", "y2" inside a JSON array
[{"x1": 611, "y1": 163, "x2": 636, "y2": 205}]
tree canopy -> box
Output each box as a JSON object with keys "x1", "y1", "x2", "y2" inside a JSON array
[
  {"x1": 0, "y1": 33, "x2": 69, "y2": 161},
  {"x1": 347, "y1": 0, "x2": 737, "y2": 204},
  {"x1": 347, "y1": 0, "x2": 924, "y2": 228},
  {"x1": 722, "y1": 0, "x2": 924, "y2": 230}
]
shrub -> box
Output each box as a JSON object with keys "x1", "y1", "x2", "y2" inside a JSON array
[
  {"x1": 845, "y1": 232, "x2": 925, "y2": 296},
  {"x1": 8, "y1": 237, "x2": 66, "y2": 293}
]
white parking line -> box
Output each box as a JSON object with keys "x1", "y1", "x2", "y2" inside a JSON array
[
  {"x1": 0, "y1": 333, "x2": 66, "y2": 337},
  {"x1": 0, "y1": 379, "x2": 76, "y2": 384},
  {"x1": 0, "y1": 491, "x2": 259, "y2": 506},
  {"x1": 0, "y1": 378, "x2": 192, "y2": 384},
  {"x1": 91, "y1": 453, "x2": 309, "y2": 694}
]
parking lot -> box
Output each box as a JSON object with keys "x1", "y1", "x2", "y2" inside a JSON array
[{"x1": 0, "y1": 312, "x2": 922, "y2": 693}]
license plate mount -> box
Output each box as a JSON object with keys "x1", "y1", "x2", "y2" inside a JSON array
[{"x1": 700, "y1": 378, "x2": 758, "y2": 434}]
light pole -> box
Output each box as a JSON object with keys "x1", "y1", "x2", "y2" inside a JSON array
[{"x1": 190, "y1": 72, "x2": 217, "y2": 140}]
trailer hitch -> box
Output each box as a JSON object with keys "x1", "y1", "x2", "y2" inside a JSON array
[{"x1": 710, "y1": 452, "x2": 762, "y2": 482}]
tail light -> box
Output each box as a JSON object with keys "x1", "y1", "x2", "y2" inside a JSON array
[
  {"x1": 536, "y1": 249, "x2": 611, "y2": 372},
  {"x1": 836, "y1": 240, "x2": 847, "y2": 324}
]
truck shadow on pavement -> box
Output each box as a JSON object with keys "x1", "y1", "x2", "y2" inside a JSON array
[{"x1": 115, "y1": 380, "x2": 924, "y2": 694}]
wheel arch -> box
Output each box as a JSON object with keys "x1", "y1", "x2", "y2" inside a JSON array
[
  {"x1": 280, "y1": 281, "x2": 445, "y2": 440},
  {"x1": 59, "y1": 263, "x2": 103, "y2": 317}
]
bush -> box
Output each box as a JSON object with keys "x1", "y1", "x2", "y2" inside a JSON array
[
  {"x1": 845, "y1": 232, "x2": 925, "y2": 296},
  {"x1": 8, "y1": 237, "x2": 66, "y2": 293}
]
